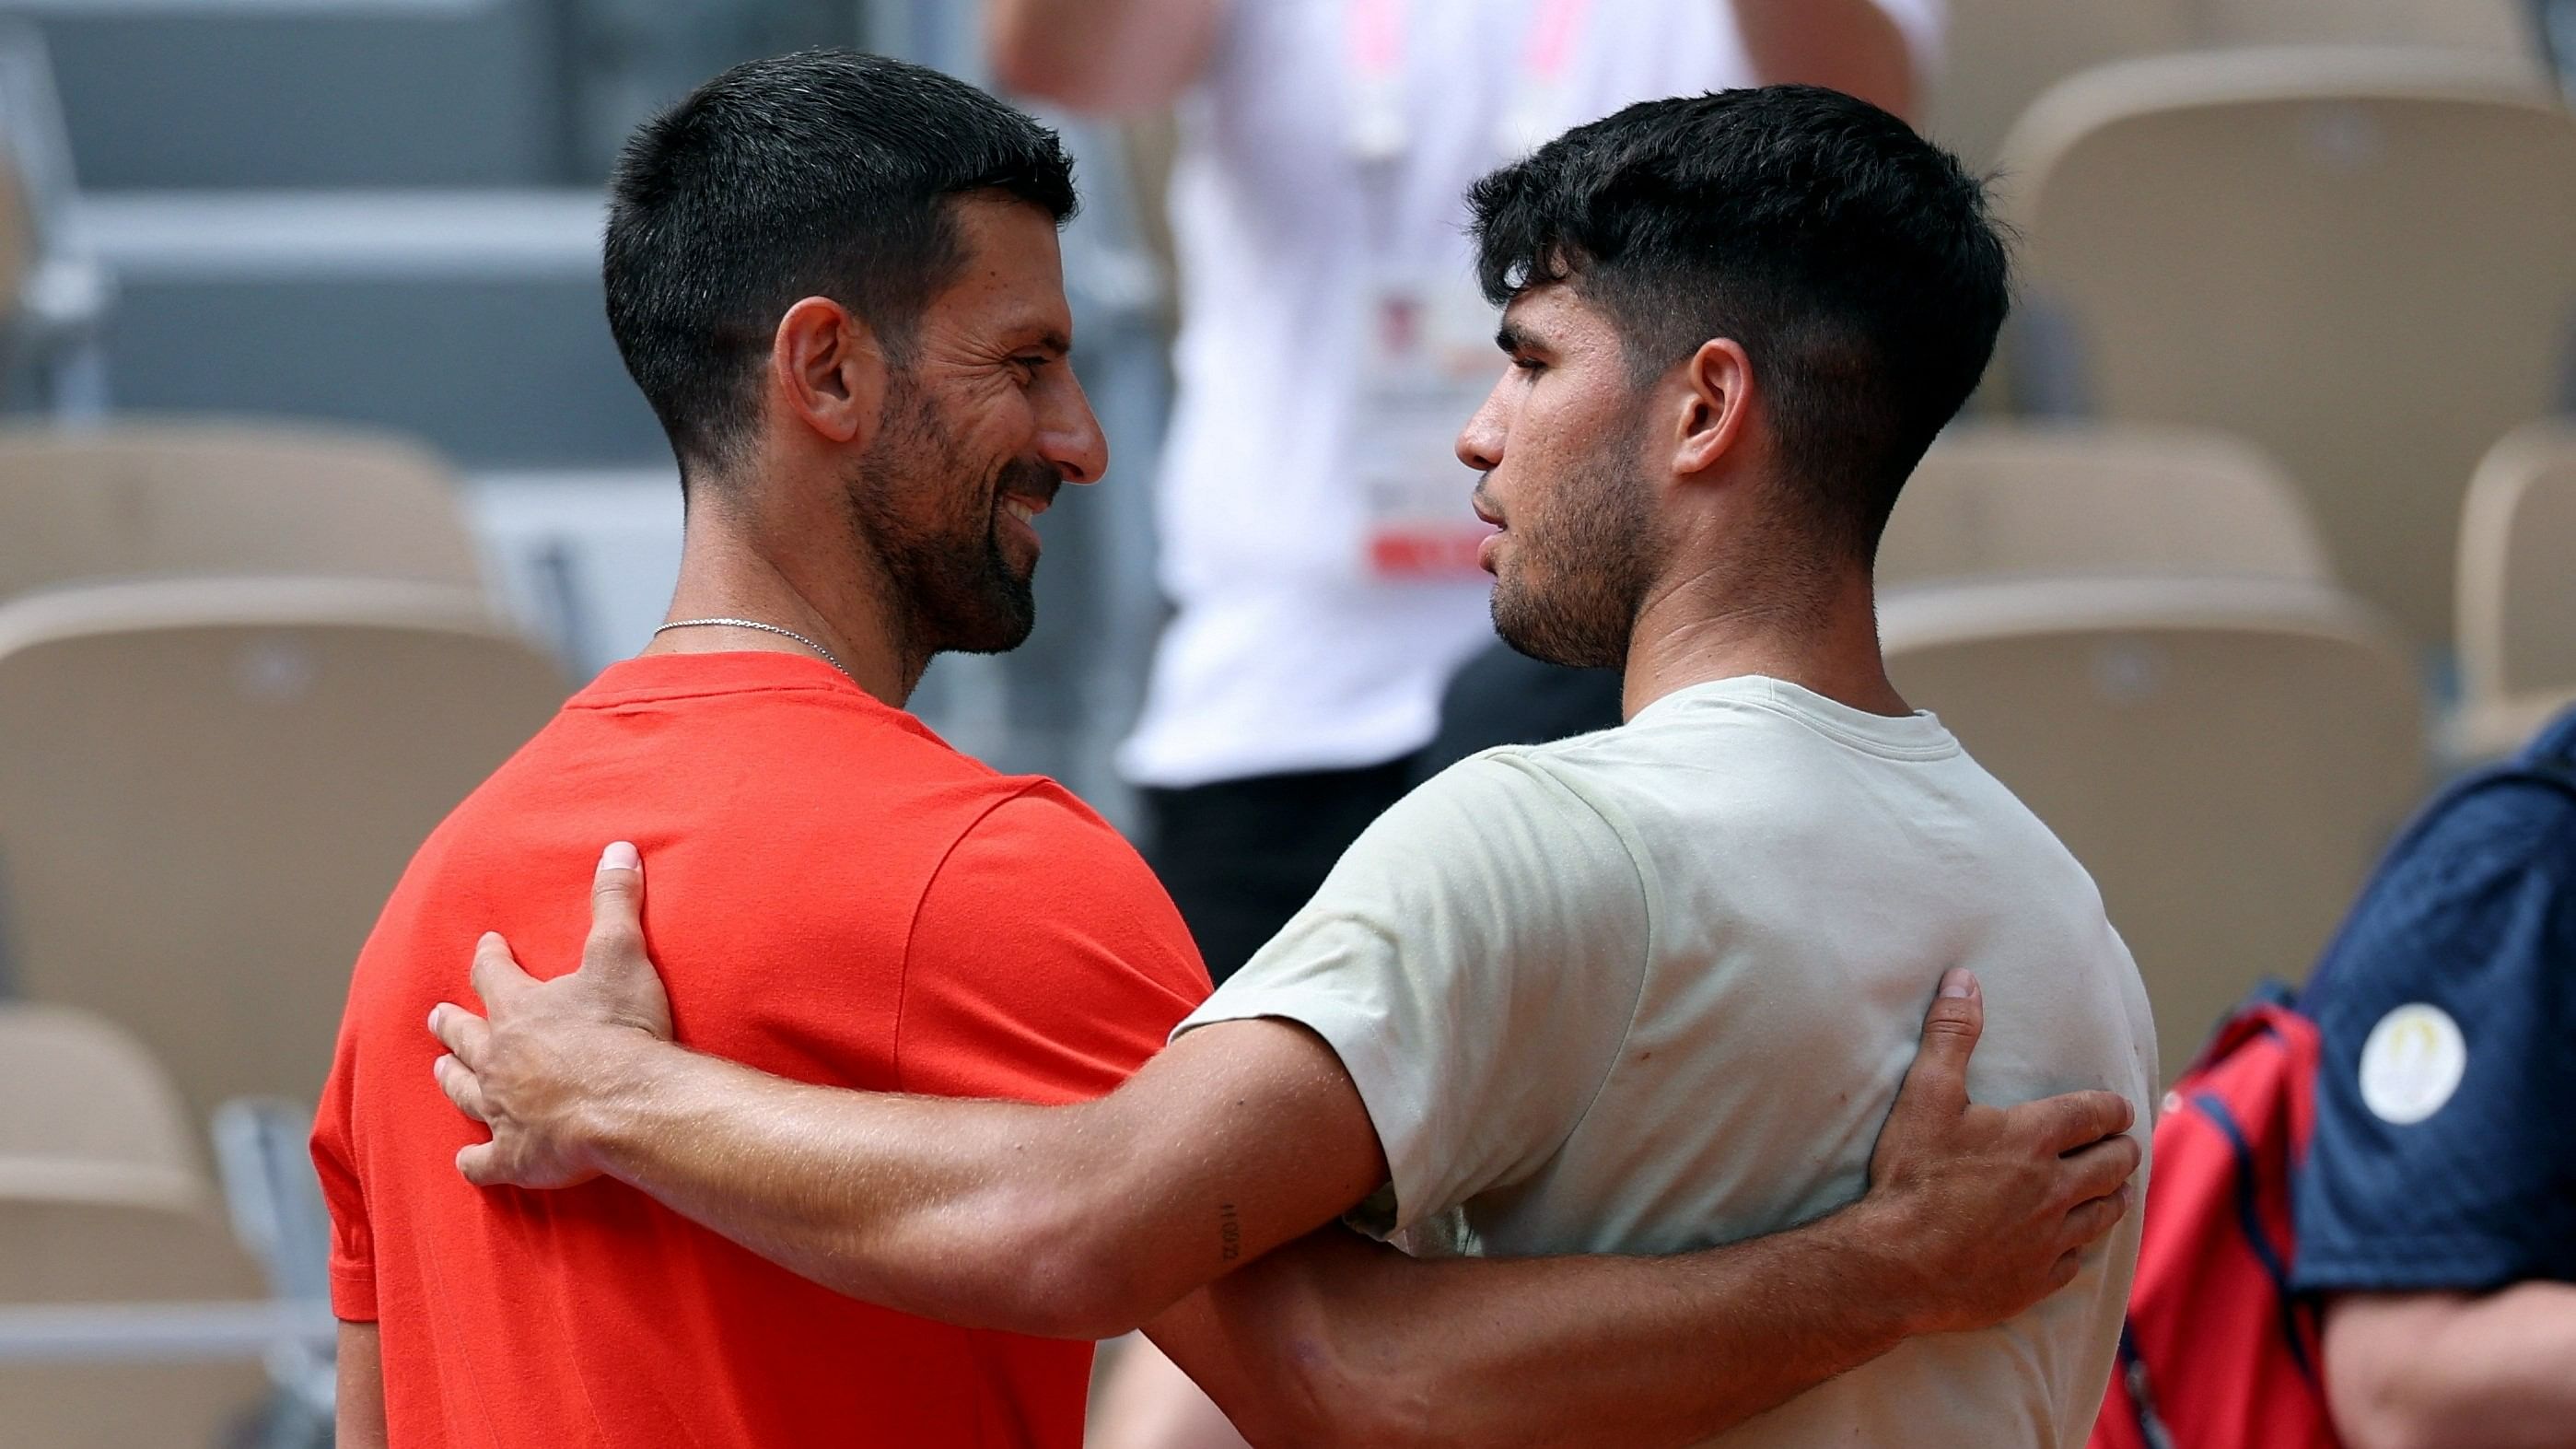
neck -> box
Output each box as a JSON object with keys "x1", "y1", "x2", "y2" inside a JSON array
[
  {"x1": 650, "y1": 492, "x2": 922, "y2": 707},
  {"x1": 1619, "y1": 555, "x2": 1907, "y2": 720}
]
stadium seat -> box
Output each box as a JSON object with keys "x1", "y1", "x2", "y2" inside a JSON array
[
  {"x1": 0, "y1": 1005, "x2": 203, "y2": 1175},
  {"x1": 1926, "y1": 0, "x2": 2196, "y2": 172},
  {"x1": 1997, "y1": 48, "x2": 2576, "y2": 651},
  {"x1": 2454, "y1": 420, "x2": 2576, "y2": 758},
  {"x1": 2195, "y1": 0, "x2": 2536, "y2": 57},
  {"x1": 0, "y1": 1008, "x2": 270, "y2": 1448},
  {"x1": 0, "y1": 578, "x2": 569, "y2": 1126},
  {"x1": 1883, "y1": 423, "x2": 2330, "y2": 587},
  {"x1": 0, "y1": 419, "x2": 484, "y2": 601},
  {"x1": 1882, "y1": 576, "x2": 2426, "y2": 1082}
]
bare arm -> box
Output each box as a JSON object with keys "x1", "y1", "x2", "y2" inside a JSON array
[
  {"x1": 1730, "y1": 0, "x2": 1918, "y2": 119},
  {"x1": 335, "y1": 1321, "x2": 387, "y2": 1449},
  {"x1": 985, "y1": 0, "x2": 1222, "y2": 115},
  {"x1": 432, "y1": 857, "x2": 1383, "y2": 1340},
  {"x1": 432, "y1": 852, "x2": 2139, "y2": 1446},
  {"x1": 1147, "y1": 978, "x2": 2138, "y2": 1448},
  {"x1": 2324, "y1": 1286, "x2": 2576, "y2": 1449}
]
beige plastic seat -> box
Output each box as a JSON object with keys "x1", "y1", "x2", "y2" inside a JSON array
[
  {"x1": 1998, "y1": 48, "x2": 2576, "y2": 651},
  {"x1": 0, "y1": 1004, "x2": 203, "y2": 1175},
  {"x1": 2454, "y1": 421, "x2": 2576, "y2": 758},
  {"x1": 0, "y1": 1007, "x2": 270, "y2": 1448},
  {"x1": 0, "y1": 578, "x2": 570, "y2": 1126},
  {"x1": 0, "y1": 1168, "x2": 271, "y2": 1449},
  {"x1": 2194, "y1": 0, "x2": 2536, "y2": 57},
  {"x1": 1927, "y1": 0, "x2": 2197, "y2": 173},
  {"x1": 0, "y1": 419, "x2": 484, "y2": 601},
  {"x1": 1884, "y1": 423, "x2": 2330, "y2": 587},
  {"x1": 1882, "y1": 576, "x2": 2426, "y2": 1082}
]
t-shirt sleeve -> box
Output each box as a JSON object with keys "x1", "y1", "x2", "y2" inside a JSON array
[
  {"x1": 309, "y1": 1033, "x2": 376, "y2": 1322},
  {"x1": 1172, "y1": 752, "x2": 1652, "y2": 1234},
  {"x1": 2291, "y1": 775, "x2": 2576, "y2": 1293},
  {"x1": 894, "y1": 785, "x2": 1214, "y2": 1105}
]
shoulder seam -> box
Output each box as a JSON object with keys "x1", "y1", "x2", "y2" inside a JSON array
[{"x1": 889, "y1": 778, "x2": 1056, "y2": 1093}]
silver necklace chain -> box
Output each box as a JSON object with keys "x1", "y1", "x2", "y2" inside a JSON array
[{"x1": 652, "y1": 617, "x2": 850, "y2": 679}]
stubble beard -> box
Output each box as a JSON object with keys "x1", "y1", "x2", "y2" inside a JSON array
[
  {"x1": 1490, "y1": 417, "x2": 1658, "y2": 672},
  {"x1": 847, "y1": 374, "x2": 1047, "y2": 666}
]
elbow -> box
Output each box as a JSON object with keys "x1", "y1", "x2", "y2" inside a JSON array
[
  {"x1": 985, "y1": 41, "x2": 1069, "y2": 108},
  {"x1": 1220, "y1": 1326, "x2": 1451, "y2": 1449},
  {"x1": 983, "y1": 22, "x2": 1117, "y2": 113},
  {"x1": 2330, "y1": 1386, "x2": 2458, "y2": 1449},
  {"x1": 953, "y1": 1184, "x2": 1166, "y2": 1341}
]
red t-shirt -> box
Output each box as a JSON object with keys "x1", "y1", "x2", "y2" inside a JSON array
[{"x1": 311, "y1": 653, "x2": 1211, "y2": 1447}]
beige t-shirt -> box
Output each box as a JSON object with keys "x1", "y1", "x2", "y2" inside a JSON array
[{"x1": 1177, "y1": 673, "x2": 2157, "y2": 1447}]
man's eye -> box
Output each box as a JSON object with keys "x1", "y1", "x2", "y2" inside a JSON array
[
  {"x1": 1012, "y1": 356, "x2": 1051, "y2": 377},
  {"x1": 1512, "y1": 356, "x2": 1545, "y2": 373}
]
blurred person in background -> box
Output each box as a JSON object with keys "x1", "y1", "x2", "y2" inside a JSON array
[
  {"x1": 985, "y1": 0, "x2": 1944, "y2": 987},
  {"x1": 2292, "y1": 703, "x2": 2576, "y2": 1449},
  {"x1": 429, "y1": 87, "x2": 2154, "y2": 1449}
]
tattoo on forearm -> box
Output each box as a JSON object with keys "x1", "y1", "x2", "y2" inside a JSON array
[{"x1": 1219, "y1": 1202, "x2": 1241, "y2": 1262}]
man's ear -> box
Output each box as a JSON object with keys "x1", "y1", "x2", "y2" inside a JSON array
[
  {"x1": 1671, "y1": 336, "x2": 1755, "y2": 479},
  {"x1": 768, "y1": 296, "x2": 888, "y2": 450}
]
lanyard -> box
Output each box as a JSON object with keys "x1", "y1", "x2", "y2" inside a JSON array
[{"x1": 1346, "y1": 0, "x2": 1592, "y2": 163}]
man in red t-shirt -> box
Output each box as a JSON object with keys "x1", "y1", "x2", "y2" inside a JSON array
[
  {"x1": 321, "y1": 51, "x2": 2137, "y2": 1448},
  {"x1": 312, "y1": 51, "x2": 1189, "y2": 1446}
]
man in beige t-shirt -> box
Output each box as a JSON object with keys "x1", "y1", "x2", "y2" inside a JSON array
[
  {"x1": 1188, "y1": 672, "x2": 2154, "y2": 1443},
  {"x1": 421, "y1": 88, "x2": 2151, "y2": 1446}
]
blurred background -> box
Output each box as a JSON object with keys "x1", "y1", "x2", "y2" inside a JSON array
[{"x1": 0, "y1": 0, "x2": 2569, "y2": 1443}]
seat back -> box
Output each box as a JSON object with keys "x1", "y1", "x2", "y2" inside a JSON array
[
  {"x1": 2194, "y1": 0, "x2": 2535, "y2": 54},
  {"x1": 1999, "y1": 49, "x2": 2576, "y2": 649},
  {"x1": 1928, "y1": 0, "x2": 2197, "y2": 171},
  {"x1": 0, "y1": 421, "x2": 482, "y2": 600},
  {"x1": 1882, "y1": 577, "x2": 2425, "y2": 1082},
  {"x1": 0, "y1": 1016, "x2": 270, "y2": 1449},
  {"x1": 2456, "y1": 420, "x2": 2576, "y2": 754},
  {"x1": 0, "y1": 578, "x2": 567, "y2": 1124},
  {"x1": 1884, "y1": 423, "x2": 2330, "y2": 586},
  {"x1": 0, "y1": 1004, "x2": 201, "y2": 1175},
  {"x1": 0, "y1": 1167, "x2": 270, "y2": 1449}
]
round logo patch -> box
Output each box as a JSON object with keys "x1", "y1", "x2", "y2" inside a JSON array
[{"x1": 2358, "y1": 1003, "x2": 2466, "y2": 1125}]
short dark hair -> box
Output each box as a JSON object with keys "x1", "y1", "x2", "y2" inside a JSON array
[
  {"x1": 1468, "y1": 86, "x2": 2009, "y2": 560},
  {"x1": 603, "y1": 49, "x2": 1078, "y2": 477}
]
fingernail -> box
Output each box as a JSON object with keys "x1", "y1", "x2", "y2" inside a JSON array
[
  {"x1": 426, "y1": 1005, "x2": 443, "y2": 1033},
  {"x1": 600, "y1": 841, "x2": 640, "y2": 872},
  {"x1": 1939, "y1": 968, "x2": 1977, "y2": 999}
]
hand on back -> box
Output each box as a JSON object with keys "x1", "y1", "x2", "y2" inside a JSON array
[
  {"x1": 427, "y1": 841, "x2": 673, "y2": 1189},
  {"x1": 422, "y1": 843, "x2": 2144, "y2": 1334},
  {"x1": 1862, "y1": 969, "x2": 2142, "y2": 1334}
]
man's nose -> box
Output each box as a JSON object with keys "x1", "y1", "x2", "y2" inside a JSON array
[
  {"x1": 1040, "y1": 373, "x2": 1109, "y2": 486},
  {"x1": 1455, "y1": 383, "x2": 1507, "y2": 473}
]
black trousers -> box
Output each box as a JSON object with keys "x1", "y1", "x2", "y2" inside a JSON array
[{"x1": 1140, "y1": 759, "x2": 1418, "y2": 985}]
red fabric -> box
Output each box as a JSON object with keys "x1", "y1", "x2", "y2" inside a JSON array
[
  {"x1": 311, "y1": 652, "x2": 1210, "y2": 1448},
  {"x1": 2087, "y1": 1003, "x2": 2337, "y2": 1449}
]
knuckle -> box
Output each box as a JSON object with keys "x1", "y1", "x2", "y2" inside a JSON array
[{"x1": 584, "y1": 921, "x2": 642, "y2": 959}]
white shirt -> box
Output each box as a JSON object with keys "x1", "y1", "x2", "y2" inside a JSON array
[
  {"x1": 1180, "y1": 674, "x2": 2157, "y2": 1447},
  {"x1": 1118, "y1": 0, "x2": 1947, "y2": 787}
]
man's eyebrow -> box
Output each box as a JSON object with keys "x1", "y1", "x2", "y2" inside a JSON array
[{"x1": 1495, "y1": 320, "x2": 1540, "y2": 355}]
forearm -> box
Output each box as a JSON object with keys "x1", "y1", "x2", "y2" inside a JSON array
[
  {"x1": 572, "y1": 1034, "x2": 1134, "y2": 1337},
  {"x1": 1157, "y1": 1207, "x2": 1925, "y2": 1449},
  {"x1": 1729, "y1": 0, "x2": 1917, "y2": 119},
  {"x1": 2326, "y1": 1284, "x2": 2576, "y2": 1449},
  {"x1": 335, "y1": 1322, "x2": 387, "y2": 1449},
  {"x1": 985, "y1": 0, "x2": 1219, "y2": 114}
]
